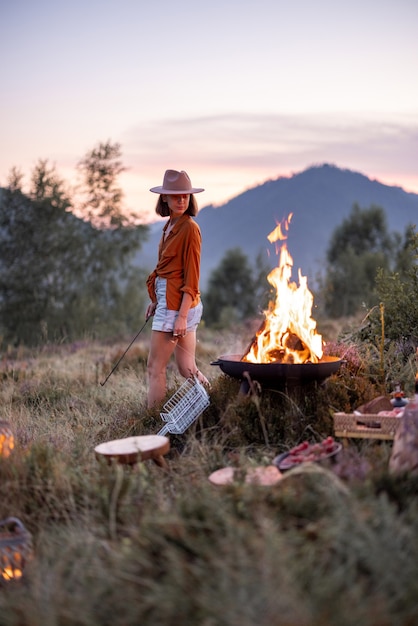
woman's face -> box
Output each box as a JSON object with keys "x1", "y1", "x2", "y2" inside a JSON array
[{"x1": 164, "y1": 194, "x2": 190, "y2": 219}]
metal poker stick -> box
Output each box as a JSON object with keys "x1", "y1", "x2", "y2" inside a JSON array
[{"x1": 100, "y1": 317, "x2": 151, "y2": 386}]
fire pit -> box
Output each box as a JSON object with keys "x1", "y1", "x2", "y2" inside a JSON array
[
  {"x1": 211, "y1": 354, "x2": 342, "y2": 390},
  {"x1": 211, "y1": 214, "x2": 342, "y2": 392}
]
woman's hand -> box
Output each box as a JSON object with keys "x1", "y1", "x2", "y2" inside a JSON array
[
  {"x1": 173, "y1": 313, "x2": 187, "y2": 338},
  {"x1": 146, "y1": 302, "x2": 157, "y2": 319}
]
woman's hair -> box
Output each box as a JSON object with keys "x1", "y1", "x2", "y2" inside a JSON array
[{"x1": 155, "y1": 195, "x2": 199, "y2": 217}]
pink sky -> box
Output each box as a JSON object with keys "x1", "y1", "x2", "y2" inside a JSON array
[{"x1": 1, "y1": 0, "x2": 417, "y2": 222}]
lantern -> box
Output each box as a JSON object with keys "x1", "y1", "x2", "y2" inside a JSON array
[
  {"x1": 0, "y1": 421, "x2": 14, "y2": 458},
  {"x1": 0, "y1": 517, "x2": 33, "y2": 583}
]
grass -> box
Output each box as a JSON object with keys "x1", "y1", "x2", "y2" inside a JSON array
[{"x1": 1, "y1": 325, "x2": 418, "y2": 625}]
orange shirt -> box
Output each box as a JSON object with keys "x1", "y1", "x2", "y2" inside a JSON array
[{"x1": 146, "y1": 214, "x2": 201, "y2": 311}]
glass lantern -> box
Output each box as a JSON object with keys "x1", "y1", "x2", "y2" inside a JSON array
[{"x1": 0, "y1": 517, "x2": 33, "y2": 583}]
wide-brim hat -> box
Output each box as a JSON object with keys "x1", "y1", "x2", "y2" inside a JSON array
[{"x1": 150, "y1": 169, "x2": 204, "y2": 194}]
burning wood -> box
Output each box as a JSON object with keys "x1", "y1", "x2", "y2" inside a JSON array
[{"x1": 243, "y1": 214, "x2": 323, "y2": 365}]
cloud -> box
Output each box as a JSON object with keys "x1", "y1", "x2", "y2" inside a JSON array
[
  {"x1": 8, "y1": 111, "x2": 413, "y2": 220},
  {"x1": 3, "y1": 110, "x2": 415, "y2": 222},
  {"x1": 123, "y1": 111, "x2": 418, "y2": 182}
]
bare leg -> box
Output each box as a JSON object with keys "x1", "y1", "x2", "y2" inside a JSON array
[
  {"x1": 147, "y1": 331, "x2": 176, "y2": 408},
  {"x1": 175, "y1": 332, "x2": 209, "y2": 385}
]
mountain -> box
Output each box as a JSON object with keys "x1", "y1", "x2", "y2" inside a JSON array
[{"x1": 135, "y1": 164, "x2": 418, "y2": 291}]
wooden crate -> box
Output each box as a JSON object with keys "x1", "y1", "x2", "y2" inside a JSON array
[{"x1": 333, "y1": 412, "x2": 402, "y2": 441}]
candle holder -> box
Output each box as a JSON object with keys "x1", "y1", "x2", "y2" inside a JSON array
[
  {"x1": 0, "y1": 421, "x2": 14, "y2": 458},
  {"x1": 0, "y1": 517, "x2": 33, "y2": 583},
  {"x1": 391, "y1": 383, "x2": 408, "y2": 408}
]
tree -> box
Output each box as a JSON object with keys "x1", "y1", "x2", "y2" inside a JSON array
[
  {"x1": 0, "y1": 144, "x2": 148, "y2": 346},
  {"x1": 203, "y1": 248, "x2": 270, "y2": 327},
  {"x1": 322, "y1": 204, "x2": 404, "y2": 318},
  {"x1": 359, "y1": 226, "x2": 418, "y2": 351},
  {"x1": 74, "y1": 141, "x2": 149, "y2": 333},
  {"x1": 76, "y1": 140, "x2": 130, "y2": 227},
  {"x1": 0, "y1": 162, "x2": 85, "y2": 343}
]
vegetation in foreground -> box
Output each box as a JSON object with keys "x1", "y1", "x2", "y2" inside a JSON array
[{"x1": 1, "y1": 325, "x2": 418, "y2": 626}]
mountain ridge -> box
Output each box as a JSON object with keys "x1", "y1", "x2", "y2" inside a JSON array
[{"x1": 135, "y1": 163, "x2": 418, "y2": 290}]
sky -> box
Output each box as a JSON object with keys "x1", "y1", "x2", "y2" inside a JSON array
[{"x1": 1, "y1": 0, "x2": 418, "y2": 222}]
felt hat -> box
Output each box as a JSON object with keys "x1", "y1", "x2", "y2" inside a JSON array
[{"x1": 150, "y1": 169, "x2": 204, "y2": 194}]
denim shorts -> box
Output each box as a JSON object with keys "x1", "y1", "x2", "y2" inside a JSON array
[{"x1": 152, "y1": 277, "x2": 203, "y2": 332}]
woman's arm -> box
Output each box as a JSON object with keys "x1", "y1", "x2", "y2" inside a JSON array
[{"x1": 174, "y1": 292, "x2": 193, "y2": 336}]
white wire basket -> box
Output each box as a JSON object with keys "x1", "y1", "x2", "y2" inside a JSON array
[{"x1": 157, "y1": 376, "x2": 210, "y2": 436}]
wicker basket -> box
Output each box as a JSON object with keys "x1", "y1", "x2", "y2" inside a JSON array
[
  {"x1": 0, "y1": 517, "x2": 33, "y2": 583},
  {"x1": 333, "y1": 412, "x2": 402, "y2": 440}
]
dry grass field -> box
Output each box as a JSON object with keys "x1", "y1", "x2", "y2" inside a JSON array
[{"x1": 1, "y1": 324, "x2": 418, "y2": 625}]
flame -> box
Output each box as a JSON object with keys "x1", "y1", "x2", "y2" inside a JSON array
[
  {"x1": 0, "y1": 431, "x2": 14, "y2": 458},
  {"x1": 1, "y1": 566, "x2": 23, "y2": 581},
  {"x1": 1, "y1": 551, "x2": 23, "y2": 581},
  {"x1": 267, "y1": 212, "x2": 293, "y2": 246},
  {"x1": 243, "y1": 214, "x2": 323, "y2": 364}
]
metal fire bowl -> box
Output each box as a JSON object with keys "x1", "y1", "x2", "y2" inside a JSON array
[{"x1": 210, "y1": 354, "x2": 342, "y2": 387}]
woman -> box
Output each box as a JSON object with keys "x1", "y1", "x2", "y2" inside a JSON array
[{"x1": 145, "y1": 169, "x2": 209, "y2": 408}]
